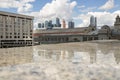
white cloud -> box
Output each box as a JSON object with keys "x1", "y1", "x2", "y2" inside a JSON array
[
  {"x1": 77, "y1": 5, "x2": 85, "y2": 9},
  {"x1": 79, "y1": 7, "x2": 96, "y2": 13},
  {"x1": 31, "y1": 0, "x2": 77, "y2": 21},
  {"x1": 0, "y1": 0, "x2": 35, "y2": 13},
  {"x1": 75, "y1": 10, "x2": 120, "y2": 27},
  {"x1": 29, "y1": 0, "x2": 77, "y2": 28},
  {"x1": 99, "y1": 0, "x2": 114, "y2": 10}
]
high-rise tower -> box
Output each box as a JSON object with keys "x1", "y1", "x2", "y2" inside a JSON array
[
  {"x1": 90, "y1": 16, "x2": 97, "y2": 27},
  {"x1": 38, "y1": 23, "x2": 42, "y2": 28},
  {"x1": 56, "y1": 17, "x2": 61, "y2": 27},
  {"x1": 62, "y1": 19, "x2": 66, "y2": 28},
  {"x1": 68, "y1": 20, "x2": 74, "y2": 29},
  {"x1": 114, "y1": 15, "x2": 120, "y2": 30}
]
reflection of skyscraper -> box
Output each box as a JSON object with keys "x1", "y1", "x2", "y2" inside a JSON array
[
  {"x1": 90, "y1": 16, "x2": 97, "y2": 27},
  {"x1": 62, "y1": 19, "x2": 66, "y2": 28},
  {"x1": 68, "y1": 20, "x2": 74, "y2": 28},
  {"x1": 56, "y1": 17, "x2": 61, "y2": 27}
]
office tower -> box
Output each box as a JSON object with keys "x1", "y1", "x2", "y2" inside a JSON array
[
  {"x1": 0, "y1": 11, "x2": 34, "y2": 47},
  {"x1": 90, "y1": 16, "x2": 97, "y2": 27},
  {"x1": 62, "y1": 19, "x2": 66, "y2": 28},
  {"x1": 56, "y1": 17, "x2": 61, "y2": 27},
  {"x1": 38, "y1": 23, "x2": 42, "y2": 28},
  {"x1": 95, "y1": 17, "x2": 97, "y2": 27},
  {"x1": 42, "y1": 23, "x2": 44, "y2": 28},
  {"x1": 68, "y1": 20, "x2": 74, "y2": 28},
  {"x1": 45, "y1": 20, "x2": 49, "y2": 28},
  {"x1": 48, "y1": 20, "x2": 53, "y2": 29}
]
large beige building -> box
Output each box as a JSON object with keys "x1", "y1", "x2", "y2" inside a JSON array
[{"x1": 0, "y1": 11, "x2": 34, "y2": 48}]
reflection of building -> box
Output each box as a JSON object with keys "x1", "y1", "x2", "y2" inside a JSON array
[
  {"x1": 0, "y1": 47, "x2": 33, "y2": 66},
  {"x1": 33, "y1": 47, "x2": 73, "y2": 61},
  {"x1": 114, "y1": 51, "x2": 120, "y2": 64},
  {"x1": 72, "y1": 52, "x2": 90, "y2": 63},
  {"x1": 0, "y1": 11, "x2": 34, "y2": 48}
]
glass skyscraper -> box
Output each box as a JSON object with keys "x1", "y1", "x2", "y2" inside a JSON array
[{"x1": 56, "y1": 17, "x2": 61, "y2": 27}]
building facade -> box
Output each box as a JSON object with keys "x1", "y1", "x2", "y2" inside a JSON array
[
  {"x1": 56, "y1": 17, "x2": 61, "y2": 27},
  {"x1": 0, "y1": 11, "x2": 34, "y2": 48},
  {"x1": 68, "y1": 20, "x2": 74, "y2": 29},
  {"x1": 38, "y1": 23, "x2": 42, "y2": 28},
  {"x1": 114, "y1": 15, "x2": 120, "y2": 30},
  {"x1": 33, "y1": 28, "x2": 98, "y2": 44},
  {"x1": 33, "y1": 15, "x2": 120, "y2": 45},
  {"x1": 62, "y1": 19, "x2": 66, "y2": 28}
]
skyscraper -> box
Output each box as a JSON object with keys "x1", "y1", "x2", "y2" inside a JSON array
[
  {"x1": 45, "y1": 20, "x2": 49, "y2": 28},
  {"x1": 42, "y1": 23, "x2": 44, "y2": 28},
  {"x1": 95, "y1": 17, "x2": 97, "y2": 27},
  {"x1": 62, "y1": 19, "x2": 66, "y2": 28},
  {"x1": 38, "y1": 23, "x2": 42, "y2": 28},
  {"x1": 68, "y1": 20, "x2": 74, "y2": 28},
  {"x1": 56, "y1": 17, "x2": 61, "y2": 27},
  {"x1": 90, "y1": 16, "x2": 97, "y2": 27},
  {"x1": 48, "y1": 20, "x2": 53, "y2": 29}
]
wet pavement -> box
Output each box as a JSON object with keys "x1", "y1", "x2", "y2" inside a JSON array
[{"x1": 0, "y1": 40, "x2": 120, "y2": 80}]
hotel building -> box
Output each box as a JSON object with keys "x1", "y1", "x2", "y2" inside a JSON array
[{"x1": 0, "y1": 11, "x2": 34, "y2": 48}]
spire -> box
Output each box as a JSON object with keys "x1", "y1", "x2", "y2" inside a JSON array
[{"x1": 116, "y1": 15, "x2": 120, "y2": 19}]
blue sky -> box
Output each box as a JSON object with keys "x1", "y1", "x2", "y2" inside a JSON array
[{"x1": 0, "y1": 0, "x2": 120, "y2": 28}]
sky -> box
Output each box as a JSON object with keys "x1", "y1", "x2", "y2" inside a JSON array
[{"x1": 0, "y1": 0, "x2": 120, "y2": 29}]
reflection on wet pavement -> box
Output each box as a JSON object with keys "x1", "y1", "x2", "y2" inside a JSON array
[{"x1": 0, "y1": 41, "x2": 120, "y2": 80}]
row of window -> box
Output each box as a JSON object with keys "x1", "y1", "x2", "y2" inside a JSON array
[
  {"x1": 0, "y1": 36, "x2": 32, "y2": 38},
  {"x1": 39, "y1": 37, "x2": 69, "y2": 41}
]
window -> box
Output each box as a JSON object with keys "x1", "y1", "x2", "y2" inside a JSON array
[{"x1": 1, "y1": 36, "x2": 3, "y2": 38}]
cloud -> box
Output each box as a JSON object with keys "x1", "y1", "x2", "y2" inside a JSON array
[
  {"x1": 99, "y1": 0, "x2": 114, "y2": 10},
  {"x1": 0, "y1": 0, "x2": 35, "y2": 13},
  {"x1": 77, "y1": 5, "x2": 85, "y2": 9},
  {"x1": 29, "y1": 0, "x2": 77, "y2": 28},
  {"x1": 79, "y1": 7, "x2": 96, "y2": 13},
  {"x1": 74, "y1": 10, "x2": 120, "y2": 27},
  {"x1": 31, "y1": 0, "x2": 77, "y2": 20}
]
